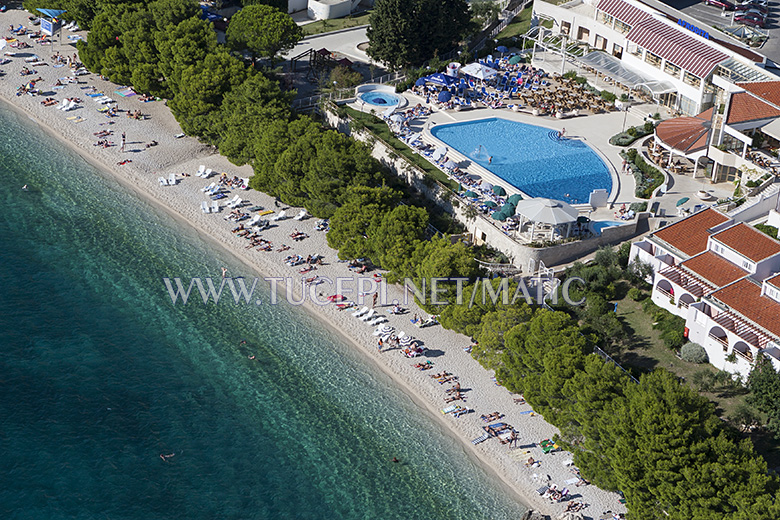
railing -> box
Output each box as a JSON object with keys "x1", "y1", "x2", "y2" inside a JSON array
[
  {"x1": 471, "y1": 0, "x2": 531, "y2": 53},
  {"x1": 709, "y1": 333, "x2": 729, "y2": 351},
  {"x1": 593, "y1": 345, "x2": 640, "y2": 385},
  {"x1": 291, "y1": 72, "x2": 406, "y2": 111},
  {"x1": 678, "y1": 300, "x2": 689, "y2": 310},
  {"x1": 656, "y1": 287, "x2": 674, "y2": 301},
  {"x1": 733, "y1": 348, "x2": 754, "y2": 363}
]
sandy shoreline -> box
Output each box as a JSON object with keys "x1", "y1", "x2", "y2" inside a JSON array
[{"x1": 2, "y1": 11, "x2": 625, "y2": 518}]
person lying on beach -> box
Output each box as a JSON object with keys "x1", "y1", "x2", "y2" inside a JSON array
[
  {"x1": 145, "y1": 140, "x2": 158, "y2": 148},
  {"x1": 116, "y1": 159, "x2": 131, "y2": 165},
  {"x1": 277, "y1": 245, "x2": 290, "y2": 252}
]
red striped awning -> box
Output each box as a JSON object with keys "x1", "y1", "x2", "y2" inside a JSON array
[
  {"x1": 596, "y1": 0, "x2": 651, "y2": 28},
  {"x1": 627, "y1": 18, "x2": 728, "y2": 79}
]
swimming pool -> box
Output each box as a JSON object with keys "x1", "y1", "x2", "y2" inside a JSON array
[
  {"x1": 591, "y1": 220, "x2": 624, "y2": 234},
  {"x1": 430, "y1": 118, "x2": 612, "y2": 204},
  {"x1": 359, "y1": 91, "x2": 402, "y2": 107}
]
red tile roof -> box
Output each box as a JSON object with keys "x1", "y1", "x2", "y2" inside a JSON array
[
  {"x1": 726, "y1": 92, "x2": 780, "y2": 124},
  {"x1": 711, "y1": 278, "x2": 780, "y2": 339},
  {"x1": 597, "y1": 0, "x2": 651, "y2": 28},
  {"x1": 766, "y1": 272, "x2": 780, "y2": 290},
  {"x1": 655, "y1": 111, "x2": 712, "y2": 154},
  {"x1": 681, "y1": 251, "x2": 748, "y2": 287},
  {"x1": 712, "y1": 223, "x2": 780, "y2": 262},
  {"x1": 737, "y1": 81, "x2": 780, "y2": 109},
  {"x1": 653, "y1": 208, "x2": 731, "y2": 257},
  {"x1": 626, "y1": 18, "x2": 728, "y2": 78}
]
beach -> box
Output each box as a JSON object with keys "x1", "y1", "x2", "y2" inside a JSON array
[{"x1": 1, "y1": 11, "x2": 625, "y2": 518}]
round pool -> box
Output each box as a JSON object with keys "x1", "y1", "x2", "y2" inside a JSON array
[{"x1": 359, "y1": 91, "x2": 402, "y2": 107}]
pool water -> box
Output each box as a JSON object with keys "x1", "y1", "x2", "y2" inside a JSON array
[
  {"x1": 360, "y1": 91, "x2": 401, "y2": 106},
  {"x1": 430, "y1": 118, "x2": 612, "y2": 204},
  {"x1": 592, "y1": 220, "x2": 624, "y2": 234}
]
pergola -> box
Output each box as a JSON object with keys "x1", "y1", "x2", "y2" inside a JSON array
[{"x1": 513, "y1": 198, "x2": 579, "y2": 241}]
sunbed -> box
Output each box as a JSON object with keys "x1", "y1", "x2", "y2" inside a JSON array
[
  {"x1": 195, "y1": 165, "x2": 205, "y2": 177},
  {"x1": 201, "y1": 182, "x2": 215, "y2": 192},
  {"x1": 167, "y1": 173, "x2": 177, "y2": 185},
  {"x1": 201, "y1": 201, "x2": 209, "y2": 213},
  {"x1": 158, "y1": 177, "x2": 168, "y2": 186},
  {"x1": 210, "y1": 201, "x2": 219, "y2": 213},
  {"x1": 352, "y1": 306, "x2": 369, "y2": 317},
  {"x1": 270, "y1": 210, "x2": 286, "y2": 221},
  {"x1": 359, "y1": 309, "x2": 375, "y2": 322}
]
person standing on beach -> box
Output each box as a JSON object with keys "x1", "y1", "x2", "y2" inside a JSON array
[{"x1": 120, "y1": 132, "x2": 126, "y2": 152}]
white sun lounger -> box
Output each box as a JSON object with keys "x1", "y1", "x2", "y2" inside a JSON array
[
  {"x1": 293, "y1": 209, "x2": 307, "y2": 221},
  {"x1": 246, "y1": 215, "x2": 261, "y2": 227},
  {"x1": 58, "y1": 99, "x2": 73, "y2": 110},
  {"x1": 168, "y1": 173, "x2": 177, "y2": 186},
  {"x1": 196, "y1": 165, "x2": 206, "y2": 177},
  {"x1": 201, "y1": 182, "x2": 215, "y2": 192},
  {"x1": 202, "y1": 168, "x2": 213, "y2": 179},
  {"x1": 225, "y1": 195, "x2": 239, "y2": 207},
  {"x1": 201, "y1": 201, "x2": 209, "y2": 213},
  {"x1": 211, "y1": 201, "x2": 220, "y2": 213},
  {"x1": 270, "y1": 210, "x2": 286, "y2": 221},
  {"x1": 158, "y1": 177, "x2": 168, "y2": 186},
  {"x1": 368, "y1": 316, "x2": 387, "y2": 326},
  {"x1": 229, "y1": 197, "x2": 242, "y2": 209},
  {"x1": 64, "y1": 101, "x2": 79, "y2": 111},
  {"x1": 360, "y1": 310, "x2": 376, "y2": 322},
  {"x1": 352, "y1": 306, "x2": 369, "y2": 317}
]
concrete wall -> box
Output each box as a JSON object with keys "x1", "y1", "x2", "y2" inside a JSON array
[
  {"x1": 289, "y1": 0, "x2": 308, "y2": 14},
  {"x1": 728, "y1": 184, "x2": 780, "y2": 223},
  {"x1": 308, "y1": 0, "x2": 352, "y2": 20}
]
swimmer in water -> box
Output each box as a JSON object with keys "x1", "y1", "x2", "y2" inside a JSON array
[{"x1": 160, "y1": 453, "x2": 175, "y2": 461}]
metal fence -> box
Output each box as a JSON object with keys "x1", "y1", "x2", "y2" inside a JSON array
[{"x1": 593, "y1": 345, "x2": 640, "y2": 384}]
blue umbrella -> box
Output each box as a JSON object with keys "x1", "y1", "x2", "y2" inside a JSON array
[
  {"x1": 426, "y1": 73, "x2": 458, "y2": 87},
  {"x1": 496, "y1": 45, "x2": 509, "y2": 53},
  {"x1": 438, "y1": 91, "x2": 452, "y2": 102},
  {"x1": 415, "y1": 77, "x2": 427, "y2": 87}
]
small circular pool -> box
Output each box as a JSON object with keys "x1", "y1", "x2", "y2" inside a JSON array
[{"x1": 359, "y1": 91, "x2": 402, "y2": 107}]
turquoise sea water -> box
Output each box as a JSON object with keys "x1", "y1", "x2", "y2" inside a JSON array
[
  {"x1": 430, "y1": 117, "x2": 612, "y2": 204},
  {"x1": 0, "y1": 105, "x2": 527, "y2": 519}
]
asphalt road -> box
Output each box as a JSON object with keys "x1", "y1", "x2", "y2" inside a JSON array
[{"x1": 660, "y1": 0, "x2": 780, "y2": 63}]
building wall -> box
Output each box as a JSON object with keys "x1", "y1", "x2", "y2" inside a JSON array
[
  {"x1": 289, "y1": 0, "x2": 308, "y2": 14},
  {"x1": 687, "y1": 304, "x2": 755, "y2": 377},
  {"x1": 308, "y1": 0, "x2": 353, "y2": 20}
]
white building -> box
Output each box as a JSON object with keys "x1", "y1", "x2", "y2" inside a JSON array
[
  {"x1": 631, "y1": 208, "x2": 780, "y2": 378},
  {"x1": 532, "y1": 0, "x2": 779, "y2": 115}
]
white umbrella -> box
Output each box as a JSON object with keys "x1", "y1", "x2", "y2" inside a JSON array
[
  {"x1": 461, "y1": 62, "x2": 498, "y2": 80},
  {"x1": 443, "y1": 159, "x2": 458, "y2": 170},
  {"x1": 383, "y1": 106, "x2": 396, "y2": 117},
  {"x1": 514, "y1": 198, "x2": 579, "y2": 225},
  {"x1": 432, "y1": 146, "x2": 447, "y2": 161},
  {"x1": 390, "y1": 114, "x2": 404, "y2": 122}
]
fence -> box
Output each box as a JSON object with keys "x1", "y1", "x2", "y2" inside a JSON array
[
  {"x1": 593, "y1": 345, "x2": 640, "y2": 384},
  {"x1": 471, "y1": 0, "x2": 531, "y2": 53}
]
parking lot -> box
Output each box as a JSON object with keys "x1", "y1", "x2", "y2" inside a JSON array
[{"x1": 661, "y1": 0, "x2": 780, "y2": 64}]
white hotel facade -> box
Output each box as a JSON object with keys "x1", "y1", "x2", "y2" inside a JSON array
[{"x1": 532, "y1": 0, "x2": 779, "y2": 115}]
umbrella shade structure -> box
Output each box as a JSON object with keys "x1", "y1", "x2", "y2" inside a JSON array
[
  {"x1": 383, "y1": 106, "x2": 396, "y2": 117},
  {"x1": 514, "y1": 198, "x2": 579, "y2": 225},
  {"x1": 415, "y1": 77, "x2": 427, "y2": 87},
  {"x1": 438, "y1": 90, "x2": 452, "y2": 102},
  {"x1": 461, "y1": 62, "x2": 498, "y2": 80},
  {"x1": 432, "y1": 146, "x2": 447, "y2": 161},
  {"x1": 442, "y1": 159, "x2": 458, "y2": 170},
  {"x1": 390, "y1": 114, "x2": 404, "y2": 122},
  {"x1": 507, "y1": 193, "x2": 523, "y2": 205},
  {"x1": 501, "y1": 203, "x2": 516, "y2": 215},
  {"x1": 483, "y1": 200, "x2": 498, "y2": 208},
  {"x1": 496, "y1": 45, "x2": 509, "y2": 53},
  {"x1": 676, "y1": 197, "x2": 690, "y2": 207},
  {"x1": 492, "y1": 185, "x2": 507, "y2": 196},
  {"x1": 464, "y1": 190, "x2": 479, "y2": 198},
  {"x1": 491, "y1": 211, "x2": 508, "y2": 221},
  {"x1": 508, "y1": 55, "x2": 524, "y2": 65},
  {"x1": 426, "y1": 72, "x2": 458, "y2": 87}
]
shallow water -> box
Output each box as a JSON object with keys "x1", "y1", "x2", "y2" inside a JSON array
[{"x1": 0, "y1": 105, "x2": 527, "y2": 519}]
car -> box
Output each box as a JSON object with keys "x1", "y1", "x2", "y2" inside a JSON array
[
  {"x1": 705, "y1": 0, "x2": 736, "y2": 9},
  {"x1": 735, "y1": 13, "x2": 768, "y2": 25},
  {"x1": 736, "y1": 3, "x2": 769, "y2": 13},
  {"x1": 737, "y1": 0, "x2": 769, "y2": 7}
]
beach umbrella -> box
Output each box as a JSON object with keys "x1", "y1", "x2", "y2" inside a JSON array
[
  {"x1": 496, "y1": 45, "x2": 509, "y2": 54},
  {"x1": 484, "y1": 200, "x2": 498, "y2": 208},
  {"x1": 390, "y1": 114, "x2": 404, "y2": 123},
  {"x1": 507, "y1": 193, "x2": 523, "y2": 205},
  {"x1": 443, "y1": 159, "x2": 458, "y2": 170},
  {"x1": 676, "y1": 197, "x2": 690, "y2": 207},
  {"x1": 492, "y1": 185, "x2": 507, "y2": 196},
  {"x1": 415, "y1": 77, "x2": 427, "y2": 87},
  {"x1": 432, "y1": 146, "x2": 447, "y2": 161},
  {"x1": 501, "y1": 203, "x2": 516, "y2": 215},
  {"x1": 460, "y1": 62, "x2": 498, "y2": 80},
  {"x1": 425, "y1": 73, "x2": 458, "y2": 87},
  {"x1": 464, "y1": 190, "x2": 479, "y2": 198},
  {"x1": 438, "y1": 90, "x2": 452, "y2": 102},
  {"x1": 383, "y1": 106, "x2": 396, "y2": 117},
  {"x1": 508, "y1": 55, "x2": 524, "y2": 65},
  {"x1": 514, "y1": 198, "x2": 579, "y2": 225},
  {"x1": 491, "y1": 211, "x2": 508, "y2": 221},
  {"x1": 481, "y1": 181, "x2": 493, "y2": 191}
]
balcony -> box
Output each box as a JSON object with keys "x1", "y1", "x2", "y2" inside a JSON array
[
  {"x1": 733, "y1": 346, "x2": 754, "y2": 363},
  {"x1": 709, "y1": 333, "x2": 729, "y2": 351},
  {"x1": 657, "y1": 287, "x2": 674, "y2": 300},
  {"x1": 678, "y1": 300, "x2": 690, "y2": 310}
]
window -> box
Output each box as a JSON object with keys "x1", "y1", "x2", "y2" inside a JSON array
[
  {"x1": 594, "y1": 34, "x2": 607, "y2": 50},
  {"x1": 628, "y1": 44, "x2": 643, "y2": 57},
  {"x1": 561, "y1": 21, "x2": 571, "y2": 36},
  {"x1": 678, "y1": 95, "x2": 698, "y2": 116},
  {"x1": 664, "y1": 61, "x2": 681, "y2": 78},
  {"x1": 614, "y1": 20, "x2": 630, "y2": 34},
  {"x1": 683, "y1": 71, "x2": 701, "y2": 88},
  {"x1": 645, "y1": 51, "x2": 662, "y2": 68},
  {"x1": 612, "y1": 43, "x2": 623, "y2": 59},
  {"x1": 597, "y1": 12, "x2": 614, "y2": 26},
  {"x1": 577, "y1": 27, "x2": 590, "y2": 42}
]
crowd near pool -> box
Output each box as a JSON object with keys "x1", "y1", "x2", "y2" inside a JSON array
[
  {"x1": 359, "y1": 91, "x2": 402, "y2": 107},
  {"x1": 430, "y1": 118, "x2": 612, "y2": 204}
]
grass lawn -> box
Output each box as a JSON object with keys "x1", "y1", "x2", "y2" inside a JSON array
[
  {"x1": 495, "y1": 8, "x2": 553, "y2": 42},
  {"x1": 301, "y1": 12, "x2": 372, "y2": 36},
  {"x1": 343, "y1": 106, "x2": 459, "y2": 191}
]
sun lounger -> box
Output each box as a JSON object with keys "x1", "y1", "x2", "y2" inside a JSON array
[
  {"x1": 168, "y1": 173, "x2": 177, "y2": 186},
  {"x1": 360, "y1": 309, "x2": 376, "y2": 322},
  {"x1": 201, "y1": 182, "x2": 215, "y2": 192},
  {"x1": 368, "y1": 316, "x2": 386, "y2": 326},
  {"x1": 158, "y1": 176, "x2": 168, "y2": 186},
  {"x1": 352, "y1": 306, "x2": 369, "y2": 317},
  {"x1": 201, "y1": 201, "x2": 209, "y2": 213},
  {"x1": 293, "y1": 209, "x2": 307, "y2": 221},
  {"x1": 229, "y1": 198, "x2": 242, "y2": 209},
  {"x1": 224, "y1": 195, "x2": 239, "y2": 207},
  {"x1": 246, "y1": 215, "x2": 260, "y2": 227},
  {"x1": 195, "y1": 165, "x2": 206, "y2": 177},
  {"x1": 270, "y1": 210, "x2": 286, "y2": 221},
  {"x1": 202, "y1": 168, "x2": 213, "y2": 179},
  {"x1": 210, "y1": 201, "x2": 220, "y2": 213}
]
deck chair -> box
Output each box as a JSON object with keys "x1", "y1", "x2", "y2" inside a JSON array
[
  {"x1": 168, "y1": 173, "x2": 177, "y2": 186},
  {"x1": 352, "y1": 306, "x2": 369, "y2": 317},
  {"x1": 293, "y1": 209, "x2": 307, "y2": 221},
  {"x1": 210, "y1": 201, "x2": 220, "y2": 213},
  {"x1": 368, "y1": 316, "x2": 387, "y2": 326},
  {"x1": 201, "y1": 201, "x2": 209, "y2": 213},
  {"x1": 246, "y1": 215, "x2": 260, "y2": 227},
  {"x1": 158, "y1": 177, "x2": 168, "y2": 186},
  {"x1": 360, "y1": 309, "x2": 376, "y2": 322},
  {"x1": 202, "y1": 168, "x2": 213, "y2": 179},
  {"x1": 195, "y1": 165, "x2": 206, "y2": 177},
  {"x1": 270, "y1": 210, "x2": 286, "y2": 221},
  {"x1": 201, "y1": 182, "x2": 215, "y2": 192},
  {"x1": 225, "y1": 195, "x2": 239, "y2": 207}
]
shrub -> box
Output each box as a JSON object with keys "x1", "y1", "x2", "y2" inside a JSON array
[
  {"x1": 627, "y1": 287, "x2": 645, "y2": 301},
  {"x1": 643, "y1": 121, "x2": 655, "y2": 133},
  {"x1": 681, "y1": 342, "x2": 709, "y2": 364},
  {"x1": 620, "y1": 93, "x2": 629, "y2": 102},
  {"x1": 626, "y1": 127, "x2": 637, "y2": 137},
  {"x1": 755, "y1": 224, "x2": 778, "y2": 239},
  {"x1": 629, "y1": 202, "x2": 647, "y2": 212},
  {"x1": 600, "y1": 90, "x2": 616, "y2": 103},
  {"x1": 745, "y1": 180, "x2": 759, "y2": 188}
]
